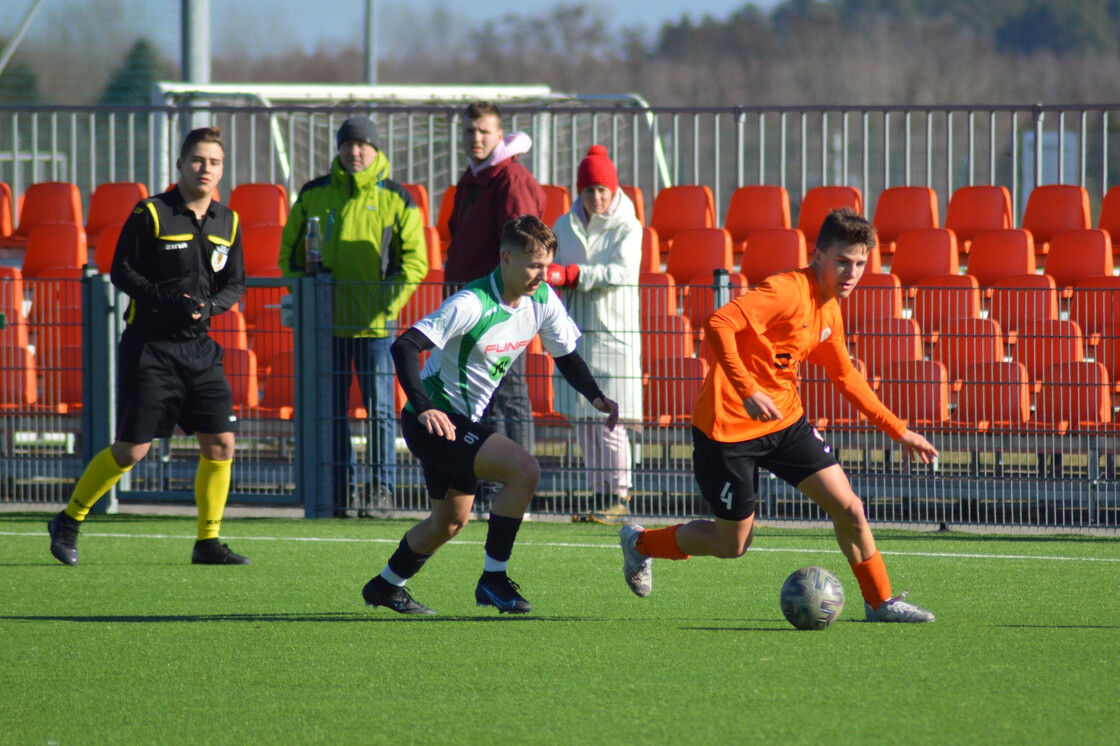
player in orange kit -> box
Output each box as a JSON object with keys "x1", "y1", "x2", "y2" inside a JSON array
[{"x1": 619, "y1": 207, "x2": 938, "y2": 622}]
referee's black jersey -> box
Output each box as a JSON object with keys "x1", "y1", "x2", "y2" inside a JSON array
[{"x1": 111, "y1": 188, "x2": 245, "y2": 340}]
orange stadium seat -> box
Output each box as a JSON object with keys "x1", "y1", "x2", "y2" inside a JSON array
[
  {"x1": 953, "y1": 361, "x2": 1032, "y2": 433},
  {"x1": 988, "y1": 274, "x2": 1059, "y2": 343},
  {"x1": 888, "y1": 228, "x2": 958, "y2": 289},
  {"x1": 878, "y1": 360, "x2": 951, "y2": 427},
  {"x1": 0, "y1": 182, "x2": 83, "y2": 248},
  {"x1": 0, "y1": 343, "x2": 38, "y2": 410},
  {"x1": 525, "y1": 351, "x2": 567, "y2": 426},
  {"x1": 682, "y1": 273, "x2": 747, "y2": 335},
  {"x1": 257, "y1": 349, "x2": 294, "y2": 420},
  {"x1": 38, "y1": 344, "x2": 83, "y2": 413},
  {"x1": 872, "y1": 186, "x2": 939, "y2": 255},
  {"x1": 638, "y1": 271, "x2": 678, "y2": 317},
  {"x1": 1068, "y1": 276, "x2": 1120, "y2": 345},
  {"x1": 738, "y1": 228, "x2": 806, "y2": 285},
  {"x1": 1095, "y1": 185, "x2": 1120, "y2": 254},
  {"x1": 963, "y1": 229, "x2": 1035, "y2": 289},
  {"x1": 796, "y1": 186, "x2": 863, "y2": 247},
  {"x1": 911, "y1": 273, "x2": 981, "y2": 343},
  {"x1": 665, "y1": 228, "x2": 733, "y2": 285},
  {"x1": 422, "y1": 226, "x2": 442, "y2": 271},
  {"x1": 0, "y1": 182, "x2": 13, "y2": 237},
  {"x1": 249, "y1": 306, "x2": 294, "y2": 375},
  {"x1": 640, "y1": 226, "x2": 662, "y2": 274},
  {"x1": 399, "y1": 269, "x2": 445, "y2": 330},
  {"x1": 621, "y1": 185, "x2": 646, "y2": 225},
  {"x1": 1016, "y1": 319, "x2": 1085, "y2": 388},
  {"x1": 0, "y1": 274, "x2": 29, "y2": 348},
  {"x1": 643, "y1": 356, "x2": 708, "y2": 426},
  {"x1": 852, "y1": 317, "x2": 923, "y2": 379},
  {"x1": 839, "y1": 271, "x2": 904, "y2": 336},
  {"x1": 223, "y1": 347, "x2": 260, "y2": 416},
  {"x1": 229, "y1": 183, "x2": 289, "y2": 228},
  {"x1": 541, "y1": 185, "x2": 571, "y2": 228},
  {"x1": 240, "y1": 223, "x2": 284, "y2": 278},
  {"x1": 401, "y1": 183, "x2": 431, "y2": 226},
  {"x1": 641, "y1": 312, "x2": 695, "y2": 371},
  {"x1": 1033, "y1": 362, "x2": 1113, "y2": 433},
  {"x1": 435, "y1": 185, "x2": 456, "y2": 253},
  {"x1": 85, "y1": 182, "x2": 147, "y2": 252},
  {"x1": 1044, "y1": 229, "x2": 1113, "y2": 293},
  {"x1": 21, "y1": 223, "x2": 88, "y2": 278},
  {"x1": 650, "y1": 185, "x2": 716, "y2": 247},
  {"x1": 724, "y1": 185, "x2": 791, "y2": 257},
  {"x1": 1095, "y1": 324, "x2": 1120, "y2": 391},
  {"x1": 932, "y1": 317, "x2": 1005, "y2": 389},
  {"x1": 944, "y1": 185, "x2": 1012, "y2": 254},
  {"x1": 92, "y1": 222, "x2": 125, "y2": 274},
  {"x1": 209, "y1": 308, "x2": 249, "y2": 350},
  {"x1": 1020, "y1": 184, "x2": 1090, "y2": 257}
]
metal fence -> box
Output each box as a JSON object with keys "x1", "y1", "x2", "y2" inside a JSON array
[{"x1": 1, "y1": 101, "x2": 1119, "y2": 531}]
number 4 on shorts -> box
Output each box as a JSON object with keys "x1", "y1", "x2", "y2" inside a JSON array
[{"x1": 720, "y1": 482, "x2": 733, "y2": 511}]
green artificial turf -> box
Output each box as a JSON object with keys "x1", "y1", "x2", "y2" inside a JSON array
[{"x1": 2, "y1": 513, "x2": 1119, "y2": 745}]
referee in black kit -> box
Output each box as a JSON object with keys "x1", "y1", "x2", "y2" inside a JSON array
[{"x1": 47, "y1": 127, "x2": 251, "y2": 567}]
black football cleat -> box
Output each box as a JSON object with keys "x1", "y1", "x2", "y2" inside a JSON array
[
  {"x1": 47, "y1": 512, "x2": 81, "y2": 566},
  {"x1": 191, "y1": 539, "x2": 252, "y2": 565},
  {"x1": 475, "y1": 572, "x2": 532, "y2": 614},
  {"x1": 362, "y1": 576, "x2": 437, "y2": 615}
]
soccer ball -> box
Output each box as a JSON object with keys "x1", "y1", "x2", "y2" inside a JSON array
[{"x1": 779, "y1": 566, "x2": 845, "y2": 630}]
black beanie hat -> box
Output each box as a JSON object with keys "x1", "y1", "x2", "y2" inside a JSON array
[{"x1": 336, "y1": 116, "x2": 379, "y2": 149}]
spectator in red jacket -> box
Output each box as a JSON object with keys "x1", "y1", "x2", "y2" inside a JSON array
[{"x1": 444, "y1": 102, "x2": 547, "y2": 476}]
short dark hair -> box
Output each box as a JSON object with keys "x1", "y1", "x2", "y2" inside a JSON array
[
  {"x1": 464, "y1": 101, "x2": 502, "y2": 125},
  {"x1": 180, "y1": 126, "x2": 224, "y2": 161},
  {"x1": 500, "y1": 215, "x2": 556, "y2": 257},
  {"x1": 815, "y1": 207, "x2": 876, "y2": 252}
]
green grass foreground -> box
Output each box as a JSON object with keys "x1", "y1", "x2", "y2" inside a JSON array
[{"x1": 2, "y1": 513, "x2": 1119, "y2": 745}]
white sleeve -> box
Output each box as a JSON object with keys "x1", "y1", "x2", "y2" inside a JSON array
[
  {"x1": 412, "y1": 290, "x2": 482, "y2": 349},
  {"x1": 538, "y1": 285, "x2": 581, "y2": 358}
]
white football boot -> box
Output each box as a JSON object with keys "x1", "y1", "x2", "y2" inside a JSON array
[
  {"x1": 864, "y1": 592, "x2": 936, "y2": 623},
  {"x1": 619, "y1": 523, "x2": 652, "y2": 598}
]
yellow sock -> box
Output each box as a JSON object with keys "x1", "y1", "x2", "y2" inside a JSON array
[
  {"x1": 195, "y1": 455, "x2": 233, "y2": 540},
  {"x1": 65, "y1": 448, "x2": 131, "y2": 521}
]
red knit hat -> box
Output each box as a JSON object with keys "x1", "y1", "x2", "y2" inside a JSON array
[{"x1": 577, "y1": 145, "x2": 619, "y2": 194}]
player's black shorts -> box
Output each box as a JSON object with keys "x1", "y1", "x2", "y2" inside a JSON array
[
  {"x1": 400, "y1": 406, "x2": 494, "y2": 500},
  {"x1": 692, "y1": 418, "x2": 839, "y2": 520},
  {"x1": 116, "y1": 329, "x2": 236, "y2": 442}
]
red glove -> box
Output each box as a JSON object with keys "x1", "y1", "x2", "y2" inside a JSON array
[
  {"x1": 546, "y1": 263, "x2": 568, "y2": 287},
  {"x1": 546, "y1": 263, "x2": 580, "y2": 288}
]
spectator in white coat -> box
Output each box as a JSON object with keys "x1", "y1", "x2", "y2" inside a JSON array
[{"x1": 547, "y1": 145, "x2": 643, "y2": 516}]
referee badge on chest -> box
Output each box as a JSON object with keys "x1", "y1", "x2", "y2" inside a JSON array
[{"x1": 211, "y1": 244, "x2": 230, "y2": 272}]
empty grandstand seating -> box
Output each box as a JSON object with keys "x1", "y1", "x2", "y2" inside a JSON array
[
  {"x1": 0, "y1": 343, "x2": 38, "y2": 410},
  {"x1": 240, "y1": 223, "x2": 284, "y2": 277},
  {"x1": 399, "y1": 269, "x2": 445, "y2": 330},
  {"x1": 877, "y1": 360, "x2": 951, "y2": 426},
  {"x1": 229, "y1": 183, "x2": 289, "y2": 229},
  {"x1": 649, "y1": 185, "x2": 716, "y2": 247},
  {"x1": 723, "y1": 185, "x2": 791, "y2": 257},
  {"x1": 737, "y1": 228, "x2": 806, "y2": 285},
  {"x1": 932, "y1": 317, "x2": 1005, "y2": 389},
  {"x1": 1016, "y1": 319, "x2": 1085, "y2": 387},
  {"x1": 209, "y1": 308, "x2": 249, "y2": 350},
  {"x1": 21, "y1": 223, "x2": 88, "y2": 277},
  {"x1": 435, "y1": 185, "x2": 456, "y2": 253},
  {"x1": 0, "y1": 182, "x2": 12, "y2": 238},
  {"x1": 887, "y1": 228, "x2": 958, "y2": 289},
  {"x1": 638, "y1": 271, "x2": 678, "y2": 317},
  {"x1": 796, "y1": 186, "x2": 863, "y2": 247},
  {"x1": 38, "y1": 344, "x2": 83, "y2": 413},
  {"x1": 0, "y1": 181, "x2": 83, "y2": 248},
  {"x1": 963, "y1": 229, "x2": 1035, "y2": 288},
  {"x1": 838, "y1": 271, "x2": 903, "y2": 335},
  {"x1": 92, "y1": 222, "x2": 125, "y2": 274},
  {"x1": 85, "y1": 182, "x2": 148, "y2": 251},
  {"x1": 1095, "y1": 185, "x2": 1120, "y2": 254},
  {"x1": 953, "y1": 361, "x2": 1032, "y2": 433},
  {"x1": 682, "y1": 273, "x2": 747, "y2": 334},
  {"x1": 1020, "y1": 184, "x2": 1090, "y2": 257},
  {"x1": 525, "y1": 351, "x2": 567, "y2": 426},
  {"x1": 871, "y1": 186, "x2": 939, "y2": 255},
  {"x1": 640, "y1": 227, "x2": 662, "y2": 274},
  {"x1": 1033, "y1": 361, "x2": 1113, "y2": 433},
  {"x1": 223, "y1": 347, "x2": 261, "y2": 415},
  {"x1": 1068, "y1": 276, "x2": 1120, "y2": 345},
  {"x1": 852, "y1": 317, "x2": 923, "y2": 379},
  {"x1": 422, "y1": 226, "x2": 442, "y2": 271},
  {"x1": 987, "y1": 274, "x2": 1059, "y2": 342},
  {"x1": 665, "y1": 228, "x2": 733, "y2": 285},
  {"x1": 911, "y1": 274, "x2": 981, "y2": 342},
  {"x1": 257, "y1": 349, "x2": 295, "y2": 419},
  {"x1": 643, "y1": 356, "x2": 708, "y2": 426},
  {"x1": 944, "y1": 185, "x2": 1012, "y2": 254},
  {"x1": 641, "y1": 313, "x2": 695, "y2": 371},
  {"x1": 799, "y1": 358, "x2": 871, "y2": 430}
]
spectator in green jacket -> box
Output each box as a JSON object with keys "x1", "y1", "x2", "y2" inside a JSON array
[{"x1": 280, "y1": 115, "x2": 428, "y2": 517}]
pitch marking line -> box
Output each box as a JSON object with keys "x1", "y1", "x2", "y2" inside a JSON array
[{"x1": 4, "y1": 530, "x2": 1120, "y2": 563}]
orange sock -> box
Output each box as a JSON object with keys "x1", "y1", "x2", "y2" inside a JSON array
[
  {"x1": 635, "y1": 525, "x2": 690, "y2": 560},
  {"x1": 850, "y1": 551, "x2": 893, "y2": 609}
]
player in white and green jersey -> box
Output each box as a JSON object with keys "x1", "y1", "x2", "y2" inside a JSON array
[{"x1": 362, "y1": 216, "x2": 619, "y2": 616}]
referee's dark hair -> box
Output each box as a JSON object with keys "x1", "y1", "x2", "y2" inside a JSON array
[
  {"x1": 816, "y1": 207, "x2": 877, "y2": 252},
  {"x1": 179, "y1": 126, "x2": 225, "y2": 161},
  {"x1": 499, "y1": 215, "x2": 557, "y2": 258}
]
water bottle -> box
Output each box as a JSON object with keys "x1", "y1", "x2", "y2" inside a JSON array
[{"x1": 304, "y1": 216, "x2": 324, "y2": 274}]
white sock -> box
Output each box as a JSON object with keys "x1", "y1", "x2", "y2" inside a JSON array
[
  {"x1": 483, "y1": 554, "x2": 508, "y2": 574},
  {"x1": 380, "y1": 566, "x2": 407, "y2": 587}
]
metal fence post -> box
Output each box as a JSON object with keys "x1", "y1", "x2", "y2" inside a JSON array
[
  {"x1": 81, "y1": 266, "x2": 117, "y2": 513},
  {"x1": 295, "y1": 272, "x2": 335, "y2": 517}
]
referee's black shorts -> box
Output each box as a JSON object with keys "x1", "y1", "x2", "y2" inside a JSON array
[
  {"x1": 692, "y1": 418, "x2": 839, "y2": 520},
  {"x1": 116, "y1": 329, "x2": 237, "y2": 443},
  {"x1": 401, "y1": 406, "x2": 494, "y2": 500}
]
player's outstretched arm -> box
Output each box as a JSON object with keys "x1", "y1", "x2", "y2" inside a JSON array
[{"x1": 897, "y1": 430, "x2": 938, "y2": 464}]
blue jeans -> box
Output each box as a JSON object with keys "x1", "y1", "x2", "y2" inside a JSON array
[{"x1": 332, "y1": 335, "x2": 396, "y2": 504}]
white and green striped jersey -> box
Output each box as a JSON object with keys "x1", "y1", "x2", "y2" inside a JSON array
[{"x1": 413, "y1": 270, "x2": 580, "y2": 421}]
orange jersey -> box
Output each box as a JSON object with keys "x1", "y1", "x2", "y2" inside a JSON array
[{"x1": 692, "y1": 267, "x2": 905, "y2": 443}]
